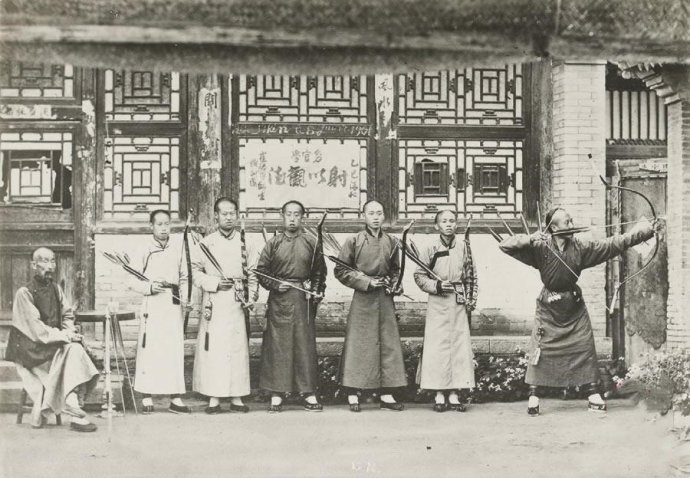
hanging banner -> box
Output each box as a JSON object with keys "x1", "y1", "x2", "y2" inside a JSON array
[{"x1": 242, "y1": 140, "x2": 361, "y2": 209}]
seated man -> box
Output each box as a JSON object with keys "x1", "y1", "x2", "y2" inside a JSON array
[{"x1": 5, "y1": 247, "x2": 99, "y2": 432}]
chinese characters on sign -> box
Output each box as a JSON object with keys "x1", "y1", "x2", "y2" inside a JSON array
[{"x1": 243, "y1": 141, "x2": 361, "y2": 209}]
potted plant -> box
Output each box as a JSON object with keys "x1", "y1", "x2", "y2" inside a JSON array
[{"x1": 616, "y1": 348, "x2": 690, "y2": 437}]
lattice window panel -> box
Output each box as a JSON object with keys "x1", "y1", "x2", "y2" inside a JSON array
[
  {"x1": 238, "y1": 75, "x2": 369, "y2": 123},
  {"x1": 606, "y1": 89, "x2": 667, "y2": 143},
  {"x1": 0, "y1": 62, "x2": 75, "y2": 99},
  {"x1": 397, "y1": 65, "x2": 524, "y2": 125},
  {"x1": 0, "y1": 131, "x2": 73, "y2": 206},
  {"x1": 103, "y1": 136, "x2": 180, "y2": 219},
  {"x1": 238, "y1": 138, "x2": 368, "y2": 219},
  {"x1": 104, "y1": 70, "x2": 181, "y2": 121},
  {"x1": 398, "y1": 139, "x2": 523, "y2": 219}
]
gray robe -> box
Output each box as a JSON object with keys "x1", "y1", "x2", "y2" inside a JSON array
[{"x1": 335, "y1": 228, "x2": 406, "y2": 390}]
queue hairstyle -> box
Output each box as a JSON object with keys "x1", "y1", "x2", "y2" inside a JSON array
[
  {"x1": 281, "y1": 200, "x2": 306, "y2": 215},
  {"x1": 149, "y1": 209, "x2": 171, "y2": 224},
  {"x1": 214, "y1": 197, "x2": 239, "y2": 213}
]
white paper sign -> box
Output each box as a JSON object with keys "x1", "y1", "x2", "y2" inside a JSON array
[{"x1": 243, "y1": 141, "x2": 361, "y2": 209}]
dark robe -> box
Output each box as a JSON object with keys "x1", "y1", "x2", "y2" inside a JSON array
[
  {"x1": 257, "y1": 231, "x2": 326, "y2": 394},
  {"x1": 499, "y1": 228, "x2": 654, "y2": 387},
  {"x1": 335, "y1": 228, "x2": 407, "y2": 390}
]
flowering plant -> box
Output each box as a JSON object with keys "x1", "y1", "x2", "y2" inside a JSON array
[{"x1": 616, "y1": 348, "x2": 690, "y2": 417}]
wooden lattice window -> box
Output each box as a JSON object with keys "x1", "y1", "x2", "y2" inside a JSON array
[
  {"x1": 0, "y1": 62, "x2": 77, "y2": 100},
  {"x1": 0, "y1": 131, "x2": 73, "y2": 208},
  {"x1": 102, "y1": 136, "x2": 180, "y2": 220},
  {"x1": 104, "y1": 70, "x2": 182, "y2": 122},
  {"x1": 397, "y1": 65, "x2": 524, "y2": 125},
  {"x1": 398, "y1": 139, "x2": 523, "y2": 218},
  {"x1": 238, "y1": 75, "x2": 369, "y2": 123},
  {"x1": 414, "y1": 159, "x2": 449, "y2": 198}
]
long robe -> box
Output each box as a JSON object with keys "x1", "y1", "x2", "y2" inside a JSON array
[
  {"x1": 257, "y1": 231, "x2": 326, "y2": 394},
  {"x1": 414, "y1": 236, "x2": 475, "y2": 390},
  {"x1": 499, "y1": 228, "x2": 654, "y2": 387},
  {"x1": 128, "y1": 235, "x2": 186, "y2": 395},
  {"x1": 335, "y1": 228, "x2": 407, "y2": 390},
  {"x1": 5, "y1": 277, "x2": 99, "y2": 415},
  {"x1": 192, "y1": 230, "x2": 258, "y2": 398}
]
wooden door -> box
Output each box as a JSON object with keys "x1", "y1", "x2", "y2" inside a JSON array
[{"x1": 618, "y1": 163, "x2": 668, "y2": 364}]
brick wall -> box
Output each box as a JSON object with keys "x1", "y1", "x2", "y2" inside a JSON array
[
  {"x1": 550, "y1": 61, "x2": 608, "y2": 336},
  {"x1": 666, "y1": 98, "x2": 690, "y2": 348}
]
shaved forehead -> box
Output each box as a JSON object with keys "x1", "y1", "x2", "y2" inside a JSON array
[
  {"x1": 435, "y1": 210, "x2": 456, "y2": 223},
  {"x1": 32, "y1": 247, "x2": 54, "y2": 261}
]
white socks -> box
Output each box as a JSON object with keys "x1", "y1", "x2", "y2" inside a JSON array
[
  {"x1": 348, "y1": 394, "x2": 359, "y2": 405},
  {"x1": 142, "y1": 397, "x2": 153, "y2": 407},
  {"x1": 208, "y1": 397, "x2": 220, "y2": 408},
  {"x1": 380, "y1": 394, "x2": 396, "y2": 404},
  {"x1": 271, "y1": 395, "x2": 283, "y2": 406},
  {"x1": 305, "y1": 394, "x2": 318, "y2": 405},
  {"x1": 230, "y1": 397, "x2": 244, "y2": 406},
  {"x1": 71, "y1": 416, "x2": 90, "y2": 425},
  {"x1": 448, "y1": 392, "x2": 461, "y2": 405},
  {"x1": 588, "y1": 393, "x2": 605, "y2": 405},
  {"x1": 435, "y1": 392, "x2": 446, "y2": 404},
  {"x1": 171, "y1": 397, "x2": 185, "y2": 407},
  {"x1": 528, "y1": 395, "x2": 539, "y2": 408}
]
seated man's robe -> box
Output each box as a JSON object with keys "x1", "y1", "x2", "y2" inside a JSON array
[{"x1": 5, "y1": 277, "x2": 99, "y2": 418}]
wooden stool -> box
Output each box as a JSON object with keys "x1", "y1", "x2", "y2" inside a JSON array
[{"x1": 16, "y1": 388, "x2": 61, "y2": 425}]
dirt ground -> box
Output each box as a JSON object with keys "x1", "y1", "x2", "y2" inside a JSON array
[{"x1": 1, "y1": 398, "x2": 689, "y2": 478}]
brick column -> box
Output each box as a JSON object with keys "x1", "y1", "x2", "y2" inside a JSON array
[
  {"x1": 551, "y1": 61, "x2": 608, "y2": 336},
  {"x1": 666, "y1": 96, "x2": 690, "y2": 348}
]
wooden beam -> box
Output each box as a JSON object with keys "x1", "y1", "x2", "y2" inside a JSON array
[{"x1": 73, "y1": 67, "x2": 98, "y2": 311}]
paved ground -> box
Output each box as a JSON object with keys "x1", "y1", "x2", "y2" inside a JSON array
[{"x1": 1, "y1": 397, "x2": 689, "y2": 478}]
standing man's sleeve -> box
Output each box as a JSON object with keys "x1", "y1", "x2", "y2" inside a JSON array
[
  {"x1": 499, "y1": 234, "x2": 539, "y2": 268},
  {"x1": 334, "y1": 236, "x2": 371, "y2": 292},
  {"x1": 579, "y1": 222, "x2": 655, "y2": 269}
]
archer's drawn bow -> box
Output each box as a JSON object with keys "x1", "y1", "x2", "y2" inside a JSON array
[{"x1": 587, "y1": 153, "x2": 660, "y2": 313}]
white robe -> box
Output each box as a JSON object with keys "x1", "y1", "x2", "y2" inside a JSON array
[
  {"x1": 192, "y1": 230, "x2": 258, "y2": 398},
  {"x1": 128, "y1": 235, "x2": 186, "y2": 395},
  {"x1": 414, "y1": 236, "x2": 475, "y2": 390}
]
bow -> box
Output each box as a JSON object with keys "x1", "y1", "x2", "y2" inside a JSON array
[
  {"x1": 393, "y1": 220, "x2": 415, "y2": 294},
  {"x1": 310, "y1": 212, "x2": 327, "y2": 291},
  {"x1": 182, "y1": 208, "x2": 194, "y2": 334},
  {"x1": 587, "y1": 154, "x2": 659, "y2": 313},
  {"x1": 240, "y1": 215, "x2": 251, "y2": 340}
]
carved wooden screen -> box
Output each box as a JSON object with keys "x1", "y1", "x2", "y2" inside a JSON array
[
  {"x1": 0, "y1": 62, "x2": 78, "y2": 101},
  {"x1": 396, "y1": 65, "x2": 528, "y2": 220},
  {"x1": 101, "y1": 70, "x2": 186, "y2": 220},
  {"x1": 233, "y1": 75, "x2": 372, "y2": 219}
]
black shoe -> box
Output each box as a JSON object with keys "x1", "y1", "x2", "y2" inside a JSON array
[
  {"x1": 267, "y1": 403, "x2": 283, "y2": 413},
  {"x1": 380, "y1": 402, "x2": 404, "y2": 411},
  {"x1": 168, "y1": 403, "x2": 191, "y2": 414},
  {"x1": 527, "y1": 405, "x2": 540, "y2": 416},
  {"x1": 205, "y1": 405, "x2": 222, "y2": 414},
  {"x1": 449, "y1": 403, "x2": 466, "y2": 412},
  {"x1": 349, "y1": 403, "x2": 361, "y2": 413},
  {"x1": 142, "y1": 405, "x2": 154, "y2": 415},
  {"x1": 70, "y1": 421, "x2": 98, "y2": 432},
  {"x1": 433, "y1": 403, "x2": 447, "y2": 413},
  {"x1": 303, "y1": 401, "x2": 323, "y2": 412},
  {"x1": 588, "y1": 401, "x2": 607, "y2": 413},
  {"x1": 229, "y1": 403, "x2": 250, "y2": 413}
]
